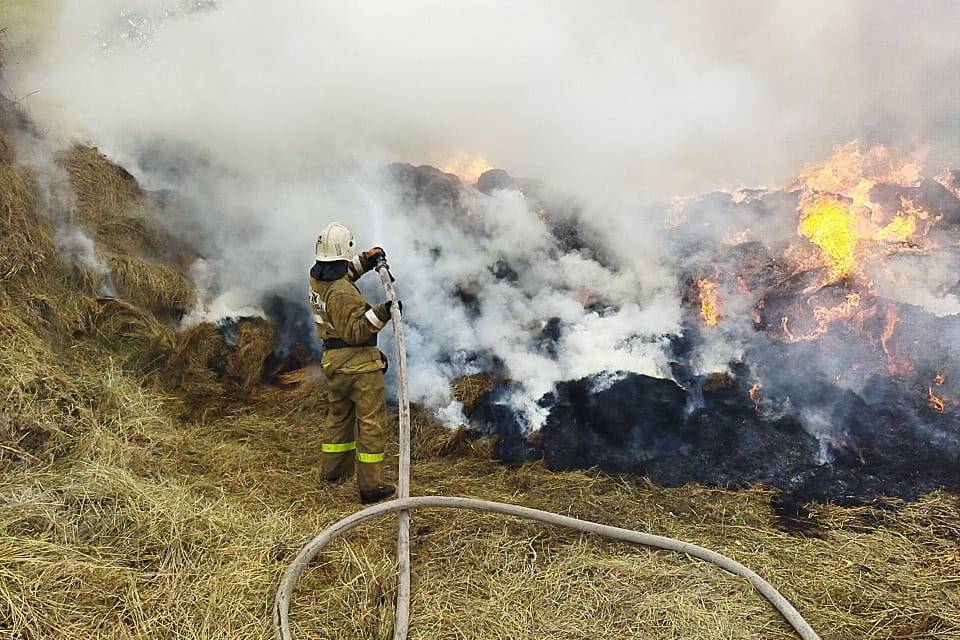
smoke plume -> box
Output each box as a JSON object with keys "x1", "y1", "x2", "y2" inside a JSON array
[{"x1": 4, "y1": 0, "x2": 960, "y2": 427}]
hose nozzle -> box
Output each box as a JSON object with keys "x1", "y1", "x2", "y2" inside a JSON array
[{"x1": 376, "y1": 258, "x2": 396, "y2": 282}]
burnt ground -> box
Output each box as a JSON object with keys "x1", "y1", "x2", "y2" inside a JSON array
[{"x1": 471, "y1": 362, "x2": 960, "y2": 523}]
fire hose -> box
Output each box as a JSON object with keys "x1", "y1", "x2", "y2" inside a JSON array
[{"x1": 273, "y1": 263, "x2": 822, "y2": 640}]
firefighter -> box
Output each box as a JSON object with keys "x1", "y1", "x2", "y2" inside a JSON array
[{"x1": 309, "y1": 222, "x2": 400, "y2": 504}]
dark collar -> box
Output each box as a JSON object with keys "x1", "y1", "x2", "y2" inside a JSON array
[{"x1": 310, "y1": 260, "x2": 348, "y2": 281}]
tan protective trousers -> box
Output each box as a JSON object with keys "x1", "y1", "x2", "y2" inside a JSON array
[{"x1": 322, "y1": 369, "x2": 386, "y2": 492}]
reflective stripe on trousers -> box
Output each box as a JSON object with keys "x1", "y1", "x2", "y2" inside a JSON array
[
  {"x1": 322, "y1": 441, "x2": 356, "y2": 453},
  {"x1": 322, "y1": 442, "x2": 382, "y2": 463},
  {"x1": 322, "y1": 369, "x2": 387, "y2": 492}
]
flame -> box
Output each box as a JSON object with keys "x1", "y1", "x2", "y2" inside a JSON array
[
  {"x1": 880, "y1": 306, "x2": 913, "y2": 376},
  {"x1": 811, "y1": 292, "x2": 862, "y2": 330},
  {"x1": 736, "y1": 275, "x2": 749, "y2": 294},
  {"x1": 876, "y1": 212, "x2": 916, "y2": 242},
  {"x1": 433, "y1": 151, "x2": 493, "y2": 184},
  {"x1": 935, "y1": 169, "x2": 960, "y2": 199},
  {"x1": 749, "y1": 382, "x2": 762, "y2": 413},
  {"x1": 780, "y1": 316, "x2": 794, "y2": 341},
  {"x1": 795, "y1": 141, "x2": 923, "y2": 200},
  {"x1": 697, "y1": 277, "x2": 722, "y2": 327},
  {"x1": 781, "y1": 293, "x2": 866, "y2": 342},
  {"x1": 928, "y1": 387, "x2": 946, "y2": 412},
  {"x1": 793, "y1": 142, "x2": 933, "y2": 283},
  {"x1": 928, "y1": 372, "x2": 947, "y2": 412},
  {"x1": 752, "y1": 298, "x2": 765, "y2": 326},
  {"x1": 797, "y1": 196, "x2": 859, "y2": 279}
]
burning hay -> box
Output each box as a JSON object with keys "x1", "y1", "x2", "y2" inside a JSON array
[
  {"x1": 162, "y1": 318, "x2": 279, "y2": 420},
  {"x1": 451, "y1": 372, "x2": 498, "y2": 410},
  {"x1": 473, "y1": 142, "x2": 960, "y2": 510}
]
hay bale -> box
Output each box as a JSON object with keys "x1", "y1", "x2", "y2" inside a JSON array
[
  {"x1": 58, "y1": 146, "x2": 184, "y2": 262},
  {"x1": 165, "y1": 322, "x2": 230, "y2": 387},
  {"x1": 0, "y1": 413, "x2": 49, "y2": 465},
  {"x1": 58, "y1": 146, "x2": 143, "y2": 223},
  {"x1": 105, "y1": 253, "x2": 195, "y2": 317},
  {"x1": 452, "y1": 372, "x2": 497, "y2": 410},
  {"x1": 228, "y1": 318, "x2": 276, "y2": 392},
  {"x1": 0, "y1": 159, "x2": 53, "y2": 280},
  {"x1": 410, "y1": 406, "x2": 484, "y2": 459},
  {"x1": 251, "y1": 365, "x2": 327, "y2": 417},
  {"x1": 159, "y1": 319, "x2": 280, "y2": 419},
  {"x1": 0, "y1": 127, "x2": 13, "y2": 165},
  {"x1": 81, "y1": 298, "x2": 176, "y2": 372},
  {"x1": 703, "y1": 371, "x2": 735, "y2": 391}
]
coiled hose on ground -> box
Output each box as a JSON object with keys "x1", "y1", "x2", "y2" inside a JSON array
[{"x1": 273, "y1": 264, "x2": 822, "y2": 640}]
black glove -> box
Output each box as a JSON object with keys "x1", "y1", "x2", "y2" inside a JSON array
[
  {"x1": 387, "y1": 299, "x2": 403, "y2": 316},
  {"x1": 363, "y1": 246, "x2": 386, "y2": 264}
]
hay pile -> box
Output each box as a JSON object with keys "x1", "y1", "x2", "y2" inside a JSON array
[{"x1": 1, "y1": 98, "x2": 959, "y2": 640}]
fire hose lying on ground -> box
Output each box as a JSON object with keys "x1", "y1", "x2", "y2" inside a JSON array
[{"x1": 273, "y1": 263, "x2": 823, "y2": 640}]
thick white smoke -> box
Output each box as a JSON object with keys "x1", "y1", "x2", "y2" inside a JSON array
[
  {"x1": 8, "y1": 0, "x2": 960, "y2": 193},
  {"x1": 4, "y1": 0, "x2": 960, "y2": 426}
]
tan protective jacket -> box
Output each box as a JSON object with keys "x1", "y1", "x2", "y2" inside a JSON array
[{"x1": 309, "y1": 256, "x2": 391, "y2": 376}]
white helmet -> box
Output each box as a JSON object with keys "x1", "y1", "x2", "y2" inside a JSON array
[{"x1": 315, "y1": 222, "x2": 357, "y2": 262}]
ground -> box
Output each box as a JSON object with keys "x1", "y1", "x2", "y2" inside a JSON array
[{"x1": 1, "y1": 106, "x2": 959, "y2": 640}]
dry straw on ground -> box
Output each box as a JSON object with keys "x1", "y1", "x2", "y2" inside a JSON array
[{"x1": 1, "y1": 97, "x2": 959, "y2": 640}]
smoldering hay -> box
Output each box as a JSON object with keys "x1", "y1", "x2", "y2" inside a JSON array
[
  {"x1": 5, "y1": 1, "x2": 960, "y2": 504},
  {"x1": 473, "y1": 145, "x2": 960, "y2": 507}
]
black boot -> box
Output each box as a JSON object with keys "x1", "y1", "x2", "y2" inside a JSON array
[{"x1": 359, "y1": 484, "x2": 396, "y2": 504}]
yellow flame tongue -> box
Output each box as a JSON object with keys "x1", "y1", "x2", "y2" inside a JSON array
[
  {"x1": 697, "y1": 278, "x2": 722, "y2": 327},
  {"x1": 798, "y1": 198, "x2": 858, "y2": 280}
]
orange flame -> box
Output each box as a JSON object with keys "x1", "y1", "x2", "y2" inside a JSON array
[
  {"x1": 780, "y1": 293, "x2": 865, "y2": 343},
  {"x1": 928, "y1": 387, "x2": 946, "y2": 413},
  {"x1": 795, "y1": 141, "x2": 923, "y2": 200},
  {"x1": 935, "y1": 169, "x2": 960, "y2": 199},
  {"x1": 793, "y1": 142, "x2": 933, "y2": 283},
  {"x1": 797, "y1": 195, "x2": 860, "y2": 280},
  {"x1": 433, "y1": 151, "x2": 493, "y2": 184},
  {"x1": 780, "y1": 316, "x2": 794, "y2": 341},
  {"x1": 880, "y1": 306, "x2": 913, "y2": 376},
  {"x1": 928, "y1": 372, "x2": 947, "y2": 412}
]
